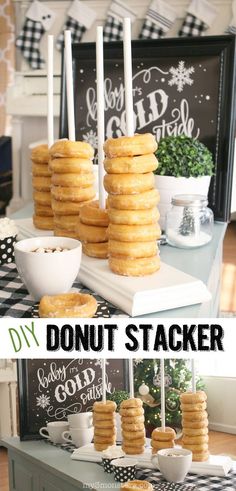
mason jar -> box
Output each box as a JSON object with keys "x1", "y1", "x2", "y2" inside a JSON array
[{"x1": 165, "y1": 194, "x2": 213, "y2": 249}]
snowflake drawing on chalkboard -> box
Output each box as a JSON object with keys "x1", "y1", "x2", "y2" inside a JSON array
[
  {"x1": 168, "y1": 61, "x2": 195, "y2": 92},
  {"x1": 83, "y1": 130, "x2": 98, "y2": 149},
  {"x1": 36, "y1": 394, "x2": 50, "y2": 409}
]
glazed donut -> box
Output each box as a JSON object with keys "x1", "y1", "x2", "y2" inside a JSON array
[
  {"x1": 33, "y1": 190, "x2": 52, "y2": 206},
  {"x1": 192, "y1": 451, "x2": 209, "y2": 462},
  {"x1": 49, "y1": 157, "x2": 93, "y2": 174},
  {"x1": 51, "y1": 185, "x2": 96, "y2": 203},
  {"x1": 77, "y1": 221, "x2": 107, "y2": 243},
  {"x1": 94, "y1": 428, "x2": 116, "y2": 437},
  {"x1": 32, "y1": 163, "x2": 51, "y2": 177},
  {"x1": 183, "y1": 443, "x2": 208, "y2": 452},
  {"x1": 93, "y1": 419, "x2": 115, "y2": 428},
  {"x1": 183, "y1": 427, "x2": 208, "y2": 437},
  {"x1": 122, "y1": 430, "x2": 145, "y2": 440},
  {"x1": 82, "y1": 241, "x2": 108, "y2": 259},
  {"x1": 108, "y1": 189, "x2": 160, "y2": 210},
  {"x1": 180, "y1": 391, "x2": 207, "y2": 404},
  {"x1": 93, "y1": 412, "x2": 115, "y2": 422},
  {"x1": 122, "y1": 437, "x2": 146, "y2": 447},
  {"x1": 181, "y1": 402, "x2": 207, "y2": 412},
  {"x1": 32, "y1": 176, "x2": 51, "y2": 191},
  {"x1": 94, "y1": 442, "x2": 112, "y2": 451},
  {"x1": 108, "y1": 223, "x2": 161, "y2": 242},
  {"x1": 51, "y1": 172, "x2": 94, "y2": 188},
  {"x1": 33, "y1": 215, "x2": 53, "y2": 230},
  {"x1": 152, "y1": 427, "x2": 176, "y2": 441},
  {"x1": 122, "y1": 422, "x2": 145, "y2": 432},
  {"x1": 121, "y1": 480, "x2": 153, "y2": 491},
  {"x1": 104, "y1": 173, "x2": 155, "y2": 195},
  {"x1": 182, "y1": 411, "x2": 208, "y2": 422},
  {"x1": 51, "y1": 198, "x2": 93, "y2": 216},
  {"x1": 109, "y1": 255, "x2": 160, "y2": 277},
  {"x1": 54, "y1": 215, "x2": 79, "y2": 232},
  {"x1": 108, "y1": 240, "x2": 157, "y2": 258},
  {"x1": 122, "y1": 445, "x2": 145, "y2": 455},
  {"x1": 49, "y1": 140, "x2": 94, "y2": 159},
  {"x1": 182, "y1": 419, "x2": 208, "y2": 429},
  {"x1": 104, "y1": 153, "x2": 158, "y2": 174},
  {"x1": 34, "y1": 204, "x2": 53, "y2": 217},
  {"x1": 182, "y1": 434, "x2": 209, "y2": 445},
  {"x1": 39, "y1": 293, "x2": 97, "y2": 318},
  {"x1": 104, "y1": 133, "x2": 157, "y2": 158},
  {"x1": 120, "y1": 407, "x2": 144, "y2": 417},
  {"x1": 120, "y1": 398, "x2": 143, "y2": 409},
  {"x1": 93, "y1": 436, "x2": 116, "y2": 444},
  {"x1": 31, "y1": 144, "x2": 49, "y2": 163},
  {"x1": 108, "y1": 207, "x2": 159, "y2": 225},
  {"x1": 151, "y1": 440, "x2": 174, "y2": 450},
  {"x1": 54, "y1": 228, "x2": 78, "y2": 239},
  {"x1": 80, "y1": 200, "x2": 109, "y2": 227},
  {"x1": 93, "y1": 401, "x2": 117, "y2": 413}
]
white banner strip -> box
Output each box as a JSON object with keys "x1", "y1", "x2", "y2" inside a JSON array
[{"x1": 0, "y1": 318, "x2": 234, "y2": 359}]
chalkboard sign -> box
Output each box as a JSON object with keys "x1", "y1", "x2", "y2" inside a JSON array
[
  {"x1": 60, "y1": 35, "x2": 236, "y2": 222},
  {"x1": 17, "y1": 359, "x2": 128, "y2": 440}
]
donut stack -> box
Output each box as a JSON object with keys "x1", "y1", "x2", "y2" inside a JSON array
[
  {"x1": 180, "y1": 391, "x2": 209, "y2": 462},
  {"x1": 93, "y1": 401, "x2": 117, "y2": 451},
  {"x1": 120, "y1": 398, "x2": 146, "y2": 455},
  {"x1": 104, "y1": 133, "x2": 161, "y2": 276},
  {"x1": 151, "y1": 427, "x2": 176, "y2": 454},
  {"x1": 49, "y1": 140, "x2": 96, "y2": 238},
  {"x1": 31, "y1": 144, "x2": 53, "y2": 230},
  {"x1": 77, "y1": 201, "x2": 109, "y2": 258}
]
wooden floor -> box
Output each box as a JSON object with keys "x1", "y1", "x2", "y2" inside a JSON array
[
  {"x1": 1, "y1": 431, "x2": 236, "y2": 491},
  {"x1": 220, "y1": 222, "x2": 236, "y2": 312}
]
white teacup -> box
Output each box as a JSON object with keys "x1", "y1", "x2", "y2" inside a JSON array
[
  {"x1": 68, "y1": 412, "x2": 93, "y2": 428},
  {"x1": 39, "y1": 421, "x2": 69, "y2": 444},
  {"x1": 152, "y1": 448, "x2": 192, "y2": 483},
  {"x1": 62, "y1": 426, "x2": 94, "y2": 447}
]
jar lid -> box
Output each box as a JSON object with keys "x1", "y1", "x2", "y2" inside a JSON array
[{"x1": 171, "y1": 194, "x2": 208, "y2": 207}]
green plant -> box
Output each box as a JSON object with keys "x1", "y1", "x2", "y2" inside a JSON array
[
  {"x1": 107, "y1": 390, "x2": 130, "y2": 411},
  {"x1": 155, "y1": 135, "x2": 214, "y2": 178}
]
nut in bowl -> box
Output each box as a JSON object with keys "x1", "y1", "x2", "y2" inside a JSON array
[
  {"x1": 151, "y1": 448, "x2": 192, "y2": 483},
  {"x1": 14, "y1": 236, "x2": 82, "y2": 300}
]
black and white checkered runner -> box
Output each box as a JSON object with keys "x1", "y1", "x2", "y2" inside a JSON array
[
  {"x1": 0, "y1": 263, "x2": 128, "y2": 318},
  {"x1": 137, "y1": 467, "x2": 236, "y2": 490},
  {"x1": 42, "y1": 440, "x2": 236, "y2": 490}
]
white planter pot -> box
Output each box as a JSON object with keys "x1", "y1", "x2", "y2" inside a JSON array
[{"x1": 155, "y1": 175, "x2": 212, "y2": 231}]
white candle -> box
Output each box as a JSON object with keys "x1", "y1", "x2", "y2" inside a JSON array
[
  {"x1": 191, "y1": 359, "x2": 196, "y2": 393},
  {"x1": 129, "y1": 359, "x2": 134, "y2": 398},
  {"x1": 101, "y1": 359, "x2": 106, "y2": 402},
  {"x1": 47, "y1": 35, "x2": 54, "y2": 148},
  {"x1": 96, "y1": 26, "x2": 106, "y2": 209},
  {"x1": 123, "y1": 18, "x2": 134, "y2": 136},
  {"x1": 64, "y1": 30, "x2": 75, "y2": 141},
  {"x1": 160, "y1": 359, "x2": 165, "y2": 430}
]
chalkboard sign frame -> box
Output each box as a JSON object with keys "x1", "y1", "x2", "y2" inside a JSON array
[
  {"x1": 60, "y1": 35, "x2": 236, "y2": 223},
  {"x1": 17, "y1": 359, "x2": 129, "y2": 441}
]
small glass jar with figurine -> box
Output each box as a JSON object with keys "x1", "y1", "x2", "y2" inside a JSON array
[{"x1": 165, "y1": 194, "x2": 213, "y2": 249}]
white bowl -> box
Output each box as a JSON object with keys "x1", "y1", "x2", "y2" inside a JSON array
[
  {"x1": 152, "y1": 448, "x2": 192, "y2": 483},
  {"x1": 14, "y1": 236, "x2": 81, "y2": 300}
]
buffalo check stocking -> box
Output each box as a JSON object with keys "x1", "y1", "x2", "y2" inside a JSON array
[
  {"x1": 140, "y1": 0, "x2": 177, "y2": 39},
  {"x1": 178, "y1": 0, "x2": 217, "y2": 37},
  {"x1": 16, "y1": 0, "x2": 56, "y2": 69},
  {"x1": 103, "y1": 0, "x2": 136, "y2": 42},
  {"x1": 56, "y1": 0, "x2": 97, "y2": 50}
]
